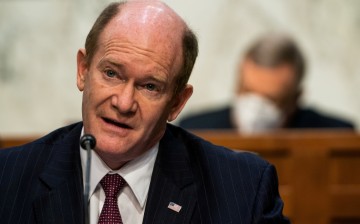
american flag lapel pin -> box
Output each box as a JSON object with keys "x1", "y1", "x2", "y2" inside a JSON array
[{"x1": 168, "y1": 202, "x2": 182, "y2": 213}]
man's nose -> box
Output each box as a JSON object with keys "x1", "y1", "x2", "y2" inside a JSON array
[{"x1": 111, "y1": 83, "x2": 138, "y2": 114}]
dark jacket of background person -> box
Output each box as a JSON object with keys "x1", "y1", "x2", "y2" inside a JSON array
[{"x1": 179, "y1": 106, "x2": 355, "y2": 130}]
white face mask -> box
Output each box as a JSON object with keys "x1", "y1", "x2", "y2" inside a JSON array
[{"x1": 232, "y1": 93, "x2": 283, "y2": 134}]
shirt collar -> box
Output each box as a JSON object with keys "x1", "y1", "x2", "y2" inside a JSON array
[{"x1": 80, "y1": 128, "x2": 159, "y2": 208}]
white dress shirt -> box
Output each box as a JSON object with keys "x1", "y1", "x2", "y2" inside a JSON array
[{"x1": 80, "y1": 130, "x2": 158, "y2": 224}]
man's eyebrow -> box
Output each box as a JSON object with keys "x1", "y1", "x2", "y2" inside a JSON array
[
  {"x1": 142, "y1": 76, "x2": 167, "y2": 84},
  {"x1": 97, "y1": 58, "x2": 168, "y2": 83},
  {"x1": 97, "y1": 59, "x2": 123, "y2": 70}
]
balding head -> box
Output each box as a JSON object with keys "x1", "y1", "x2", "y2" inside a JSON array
[{"x1": 84, "y1": 1, "x2": 198, "y2": 95}]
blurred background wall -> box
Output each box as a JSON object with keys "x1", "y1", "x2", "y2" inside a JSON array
[{"x1": 0, "y1": 0, "x2": 359, "y2": 136}]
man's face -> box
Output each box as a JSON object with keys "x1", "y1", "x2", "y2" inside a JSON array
[
  {"x1": 238, "y1": 59, "x2": 299, "y2": 109},
  {"x1": 76, "y1": 4, "x2": 192, "y2": 168}
]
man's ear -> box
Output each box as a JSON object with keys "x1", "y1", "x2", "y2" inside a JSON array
[
  {"x1": 77, "y1": 48, "x2": 88, "y2": 92},
  {"x1": 294, "y1": 87, "x2": 302, "y2": 103},
  {"x1": 167, "y1": 84, "x2": 193, "y2": 122},
  {"x1": 284, "y1": 87, "x2": 302, "y2": 116},
  {"x1": 236, "y1": 58, "x2": 251, "y2": 94}
]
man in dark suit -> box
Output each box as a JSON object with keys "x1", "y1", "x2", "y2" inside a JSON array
[
  {"x1": 0, "y1": 1, "x2": 289, "y2": 223},
  {"x1": 180, "y1": 34, "x2": 354, "y2": 132}
]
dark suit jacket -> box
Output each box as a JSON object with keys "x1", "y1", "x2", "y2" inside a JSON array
[
  {"x1": 0, "y1": 122, "x2": 289, "y2": 223},
  {"x1": 179, "y1": 106, "x2": 355, "y2": 130}
]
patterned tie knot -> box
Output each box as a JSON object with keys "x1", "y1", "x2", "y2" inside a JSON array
[{"x1": 100, "y1": 174, "x2": 126, "y2": 198}]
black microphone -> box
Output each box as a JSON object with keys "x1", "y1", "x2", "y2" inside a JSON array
[
  {"x1": 81, "y1": 134, "x2": 96, "y2": 150},
  {"x1": 80, "y1": 134, "x2": 96, "y2": 224}
]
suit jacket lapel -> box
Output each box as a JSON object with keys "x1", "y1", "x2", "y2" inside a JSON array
[
  {"x1": 33, "y1": 123, "x2": 84, "y2": 224},
  {"x1": 143, "y1": 126, "x2": 197, "y2": 224}
]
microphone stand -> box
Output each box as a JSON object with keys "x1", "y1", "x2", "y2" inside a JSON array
[{"x1": 80, "y1": 134, "x2": 96, "y2": 224}]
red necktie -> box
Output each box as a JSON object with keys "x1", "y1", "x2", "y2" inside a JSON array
[{"x1": 98, "y1": 174, "x2": 126, "y2": 224}]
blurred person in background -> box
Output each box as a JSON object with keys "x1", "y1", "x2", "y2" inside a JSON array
[{"x1": 180, "y1": 33, "x2": 355, "y2": 133}]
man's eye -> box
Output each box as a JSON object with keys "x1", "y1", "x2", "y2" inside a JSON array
[
  {"x1": 105, "y1": 70, "x2": 117, "y2": 78},
  {"x1": 145, "y1": 84, "x2": 157, "y2": 91}
]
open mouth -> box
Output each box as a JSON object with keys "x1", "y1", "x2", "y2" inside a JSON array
[{"x1": 102, "y1": 117, "x2": 131, "y2": 129}]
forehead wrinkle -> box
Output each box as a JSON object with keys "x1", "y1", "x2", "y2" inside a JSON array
[{"x1": 101, "y1": 40, "x2": 173, "y2": 78}]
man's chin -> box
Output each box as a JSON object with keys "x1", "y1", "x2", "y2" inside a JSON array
[
  {"x1": 95, "y1": 140, "x2": 128, "y2": 155},
  {"x1": 94, "y1": 144, "x2": 133, "y2": 169}
]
